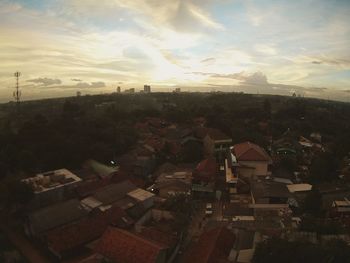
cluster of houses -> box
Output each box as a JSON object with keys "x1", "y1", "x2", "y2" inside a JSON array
[{"x1": 19, "y1": 117, "x2": 350, "y2": 263}]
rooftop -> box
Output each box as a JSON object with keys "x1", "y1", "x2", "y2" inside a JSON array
[
  {"x1": 95, "y1": 227, "x2": 166, "y2": 263},
  {"x1": 183, "y1": 226, "x2": 235, "y2": 263},
  {"x1": 45, "y1": 206, "x2": 131, "y2": 255},
  {"x1": 127, "y1": 188, "x2": 155, "y2": 202},
  {"x1": 232, "y1": 142, "x2": 272, "y2": 162},
  {"x1": 29, "y1": 199, "x2": 89, "y2": 234},
  {"x1": 251, "y1": 180, "x2": 291, "y2": 201},
  {"x1": 22, "y1": 169, "x2": 81, "y2": 193},
  {"x1": 93, "y1": 181, "x2": 137, "y2": 205},
  {"x1": 193, "y1": 158, "x2": 217, "y2": 182},
  {"x1": 287, "y1": 183, "x2": 312, "y2": 193}
]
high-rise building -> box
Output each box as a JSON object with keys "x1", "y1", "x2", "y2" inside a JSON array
[
  {"x1": 144, "y1": 85, "x2": 151, "y2": 93},
  {"x1": 124, "y1": 88, "x2": 135, "y2": 93},
  {"x1": 174, "y1": 88, "x2": 181, "y2": 93},
  {"x1": 117, "y1": 86, "x2": 121, "y2": 93},
  {"x1": 76, "y1": 91, "x2": 81, "y2": 97}
]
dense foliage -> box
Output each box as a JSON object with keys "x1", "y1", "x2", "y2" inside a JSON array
[{"x1": 0, "y1": 92, "x2": 350, "y2": 181}]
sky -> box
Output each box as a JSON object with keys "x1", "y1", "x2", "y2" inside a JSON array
[{"x1": 0, "y1": 0, "x2": 350, "y2": 102}]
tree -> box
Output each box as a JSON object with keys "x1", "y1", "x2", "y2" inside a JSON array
[
  {"x1": 310, "y1": 152, "x2": 338, "y2": 182},
  {"x1": 301, "y1": 190, "x2": 322, "y2": 216},
  {"x1": 263, "y1": 98, "x2": 271, "y2": 118}
]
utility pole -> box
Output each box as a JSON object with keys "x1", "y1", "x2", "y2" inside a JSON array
[{"x1": 13, "y1": 71, "x2": 21, "y2": 112}]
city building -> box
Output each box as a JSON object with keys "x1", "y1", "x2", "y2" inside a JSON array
[
  {"x1": 124, "y1": 88, "x2": 135, "y2": 93},
  {"x1": 144, "y1": 85, "x2": 151, "y2": 93},
  {"x1": 231, "y1": 141, "x2": 272, "y2": 178},
  {"x1": 22, "y1": 169, "x2": 82, "y2": 209}
]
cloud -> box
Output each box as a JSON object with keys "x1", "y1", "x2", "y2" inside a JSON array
[
  {"x1": 191, "y1": 71, "x2": 268, "y2": 85},
  {"x1": 243, "y1": 72, "x2": 268, "y2": 85},
  {"x1": 76, "y1": 81, "x2": 106, "y2": 88},
  {"x1": 27, "y1": 77, "x2": 62, "y2": 86},
  {"x1": 201, "y1": 57, "x2": 216, "y2": 63},
  {"x1": 71, "y1": 78, "x2": 82, "y2": 81},
  {"x1": 310, "y1": 57, "x2": 350, "y2": 67}
]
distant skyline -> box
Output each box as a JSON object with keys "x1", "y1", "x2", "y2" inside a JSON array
[{"x1": 0, "y1": 0, "x2": 350, "y2": 101}]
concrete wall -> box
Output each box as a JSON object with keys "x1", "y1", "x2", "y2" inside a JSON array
[{"x1": 238, "y1": 161, "x2": 269, "y2": 177}]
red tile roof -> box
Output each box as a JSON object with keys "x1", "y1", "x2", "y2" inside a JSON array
[
  {"x1": 95, "y1": 227, "x2": 166, "y2": 263},
  {"x1": 45, "y1": 207, "x2": 131, "y2": 255},
  {"x1": 144, "y1": 137, "x2": 165, "y2": 152},
  {"x1": 233, "y1": 141, "x2": 272, "y2": 162},
  {"x1": 183, "y1": 227, "x2": 235, "y2": 263},
  {"x1": 194, "y1": 127, "x2": 210, "y2": 139},
  {"x1": 193, "y1": 158, "x2": 217, "y2": 182},
  {"x1": 139, "y1": 227, "x2": 177, "y2": 248}
]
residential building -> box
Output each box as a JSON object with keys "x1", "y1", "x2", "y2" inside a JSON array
[
  {"x1": 331, "y1": 198, "x2": 350, "y2": 217},
  {"x1": 203, "y1": 128, "x2": 232, "y2": 160},
  {"x1": 232, "y1": 141, "x2": 272, "y2": 178},
  {"x1": 44, "y1": 206, "x2": 133, "y2": 258},
  {"x1": 95, "y1": 227, "x2": 168, "y2": 263},
  {"x1": 26, "y1": 199, "x2": 89, "y2": 236},
  {"x1": 192, "y1": 158, "x2": 217, "y2": 197},
  {"x1": 251, "y1": 180, "x2": 291, "y2": 204},
  {"x1": 183, "y1": 226, "x2": 235, "y2": 263},
  {"x1": 22, "y1": 169, "x2": 82, "y2": 209}
]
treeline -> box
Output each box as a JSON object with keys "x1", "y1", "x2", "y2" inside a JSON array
[{"x1": 1, "y1": 92, "x2": 350, "y2": 180}]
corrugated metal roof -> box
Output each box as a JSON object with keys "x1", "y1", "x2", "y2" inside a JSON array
[
  {"x1": 127, "y1": 188, "x2": 154, "y2": 202},
  {"x1": 287, "y1": 184, "x2": 312, "y2": 193},
  {"x1": 29, "y1": 199, "x2": 89, "y2": 234}
]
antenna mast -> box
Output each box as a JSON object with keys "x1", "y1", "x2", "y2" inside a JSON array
[{"x1": 13, "y1": 71, "x2": 21, "y2": 110}]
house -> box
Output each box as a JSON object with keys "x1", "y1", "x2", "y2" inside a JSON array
[
  {"x1": 92, "y1": 181, "x2": 138, "y2": 206},
  {"x1": 183, "y1": 226, "x2": 235, "y2": 263},
  {"x1": 203, "y1": 128, "x2": 232, "y2": 160},
  {"x1": 95, "y1": 227, "x2": 168, "y2": 263},
  {"x1": 192, "y1": 158, "x2": 217, "y2": 197},
  {"x1": 22, "y1": 168, "x2": 82, "y2": 209},
  {"x1": 232, "y1": 142, "x2": 272, "y2": 178},
  {"x1": 43, "y1": 206, "x2": 133, "y2": 258},
  {"x1": 26, "y1": 199, "x2": 89, "y2": 236},
  {"x1": 127, "y1": 188, "x2": 155, "y2": 211},
  {"x1": 251, "y1": 180, "x2": 291, "y2": 204},
  {"x1": 331, "y1": 198, "x2": 350, "y2": 217},
  {"x1": 153, "y1": 180, "x2": 191, "y2": 198},
  {"x1": 152, "y1": 163, "x2": 192, "y2": 198}
]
